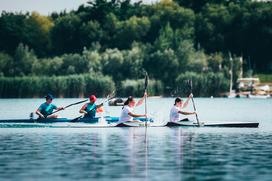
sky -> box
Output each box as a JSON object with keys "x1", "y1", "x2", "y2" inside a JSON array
[{"x1": 0, "y1": 0, "x2": 159, "y2": 16}]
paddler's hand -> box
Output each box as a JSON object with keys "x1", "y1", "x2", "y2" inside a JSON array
[
  {"x1": 57, "y1": 107, "x2": 64, "y2": 111},
  {"x1": 189, "y1": 93, "x2": 193, "y2": 98},
  {"x1": 40, "y1": 115, "x2": 45, "y2": 118},
  {"x1": 144, "y1": 92, "x2": 148, "y2": 97}
]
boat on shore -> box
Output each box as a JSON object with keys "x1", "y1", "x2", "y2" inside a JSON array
[
  {"x1": 108, "y1": 98, "x2": 124, "y2": 106},
  {"x1": 248, "y1": 94, "x2": 271, "y2": 99},
  {"x1": 0, "y1": 117, "x2": 259, "y2": 128}
]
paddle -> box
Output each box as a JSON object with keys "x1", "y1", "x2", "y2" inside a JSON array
[
  {"x1": 144, "y1": 72, "x2": 148, "y2": 127},
  {"x1": 144, "y1": 72, "x2": 149, "y2": 143},
  {"x1": 45, "y1": 99, "x2": 88, "y2": 118},
  {"x1": 70, "y1": 91, "x2": 115, "y2": 122},
  {"x1": 189, "y1": 80, "x2": 200, "y2": 126}
]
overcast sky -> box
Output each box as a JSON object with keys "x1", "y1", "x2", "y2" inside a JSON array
[{"x1": 0, "y1": 0, "x2": 159, "y2": 16}]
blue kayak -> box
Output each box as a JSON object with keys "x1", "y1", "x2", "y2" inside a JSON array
[
  {"x1": 0, "y1": 116, "x2": 151, "y2": 124},
  {"x1": 0, "y1": 116, "x2": 119, "y2": 124}
]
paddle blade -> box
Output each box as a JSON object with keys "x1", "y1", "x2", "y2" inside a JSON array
[
  {"x1": 96, "y1": 107, "x2": 104, "y2": 113},
  {"x1": 180, "y1": 80, "x2": 191, "y2": 96},
  {"x1": 190, "y1": 79, "x2": 193, "y2": 93},
  {"x1": 108, "y1": 90, "x2": 116, "y2": 100},
  {"x1": 144, "y1": 72, "x2": 149, "y2": 91}
]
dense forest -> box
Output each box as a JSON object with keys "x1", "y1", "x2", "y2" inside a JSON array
[{"x1": 0, "y1": 0, "x2": 271, "y2": 97}]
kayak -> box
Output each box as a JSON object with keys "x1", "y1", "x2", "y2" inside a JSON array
[
  {"x1": 165, "y1": 121, "x2": 259, "y2": 128},
  {"x1": 0, "y1": 116, "x2": 150, "y2": 124},
  {"x1": 0, "y1": 118, "x2": 70, "y2": 123},
  {"x1": 116, "y1": 118, "x2": 259, "y2": 128},
  {"x1": 0, "y1": 116, "x2": 117, "y2": 124},
  {"x1": 115, "y1": 121, "x2": 163, "y2": 127},
  {"x1": 0, "y1": 117, "x2": 259, "y2": 128}
]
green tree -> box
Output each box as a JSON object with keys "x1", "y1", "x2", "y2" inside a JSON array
[
  {"x1": 0, "y1": 52, "x2": 13, "y2": 76},
  {"x1": 122, "y1": 42, "x2": 146, "y2": 79},
  {"x1": 114, "y1": 16, "x2": 151, "y2": 49},
  {"x1": 24, "y1": 12, "x2": 53, "y2": 56},
  {"x1": 32, "y1": 56, "x2": 63, "y2": 76},
  {"x1": 237, "y1": 2, "x2": 272, "y2": 72},
  {"x1": 50, "y1": 14, "x2": 81, "y2": 55},
  {"x1": 79, "y1": 20, "x2": 103, "y2": 48},
  {"x1": 61, "y1": 53, "x2": 90, "y2": 75},
  {"x1": 174, "y1": 0, "x2": 228, "y2": 12},
  {"x1": 187, "y1": 50, "x2": 208, "y2": 72},
  {"x1": 196, "y1": 4, "x2": 232, "y2": 53},
  {"x1": 12, "y1": 43, "x2": 37, "y2": 76},
  {"x1": 82, "y1": 47, "x2": 102, "y2": 73},
  {"x1": 86, "y1": 0, "x2": 119, "y2": 23},
  {"x1": 0, "y1": 12, "x2": 27, "y2": 54},
  {"x1": 207, "y1": 52, "x2": 223, "y2": 72},
  {"x1": 144, "y1": 48, "x2": 179, "y2": 89},
  {"x1": 100, "y1": 13, "x2": 119, "y2": 48},
  {"x1": 154, "y1": 23, "x2": 174, "y2": 50},
  {"x1": 101, "y1": 48, "x2": 124, "y2": 81},
  {"x1": 175, "y1": 71, "x2": 228, "y2": 97},
  {"x1": 145, "y1": 0, "x2": 195, "y2": 43},
  {"x1": 175, "y1": 39, "x2": 195, "y2": 72}
]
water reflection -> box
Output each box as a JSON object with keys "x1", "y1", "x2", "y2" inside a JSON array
[{"x1": 0, "y1": 127, "x2": 272, "y2": 180}]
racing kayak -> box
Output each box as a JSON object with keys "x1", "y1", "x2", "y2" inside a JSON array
[
  {"x1": 117, "y1": 121, "x2": 259, "y2": 128},
  {"x1": 0, "y1": 116, "x2": 119, "y2": 124},
  {"x1": 116, "y1": 118, "x2": 259, "y2": 128},
  {"x1": 0, "y1": 117, "x2": 259, "y2": 128},
  {"x1": 165, "y1": 119, "x2": 259, "y2": 128},
  {"x1": 0, "y1": 116, "x2": 151, "y2": 124}
]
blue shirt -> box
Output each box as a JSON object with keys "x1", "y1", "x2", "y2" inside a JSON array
[
  {"x1": 38, "y1": 103, "x2": 57, "y2": 117},
  {"x1": 84, "y1": 103, "x2": 97, "y2": 118}
]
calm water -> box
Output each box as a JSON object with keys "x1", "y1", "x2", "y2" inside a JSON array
[{"x1": 0, "y1": 98, "x2": 272, "y2": 181}]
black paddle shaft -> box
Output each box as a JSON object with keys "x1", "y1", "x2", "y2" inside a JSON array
[
  {"x1": 189, "y1": 80, "x2": 200, "y2": 126},
  {"x1": 46, "y1": 99, "x2": 88, "y2": 117},
  {"x1": 48, "y1": 91, "x2": 115, "y2": 118},
  {"x1": 144, "y1": 72, "x2": 148, "y2": 128},
  {"x1": 70, "y1": 92, "x2": 116, "y2": 122}
]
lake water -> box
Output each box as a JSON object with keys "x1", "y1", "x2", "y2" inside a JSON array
[{"x1": 0, "y1": 98, "x2": 272, "y2": 181}]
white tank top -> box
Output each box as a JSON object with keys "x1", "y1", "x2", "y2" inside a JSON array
[
  {"x1": 119, "y1": 105, "x2": 133, "y2": 123},
  {"x1": 169, "y1": 105, "x2": 181, "y2": 122}
]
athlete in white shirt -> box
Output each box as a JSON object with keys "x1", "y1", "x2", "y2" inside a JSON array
[
  {"x1": 169, "y1": 94, "x2": 196, "y2": 122},
  {"x1": 118, "y1": 93, "x2": 147, "y2": 123}
]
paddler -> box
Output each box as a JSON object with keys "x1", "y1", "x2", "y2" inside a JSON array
[
  {"x1": 36, "y1": 94, "x2": 64, "y2": 118},
  {"x1": 169, "y1": 94, "x2": 196, "y2": 122},
  {"x1": 79, "y1": 95, "x2": 103, "y2": 118},
  {"x1": 118, "y1": 93, "x2": 147, "y2": 124}
]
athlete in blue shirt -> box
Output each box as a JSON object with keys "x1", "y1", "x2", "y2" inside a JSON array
[
  {"x1": 36, "y1": 94, "x2": 64, "y2": 118},
  {"x1": 79, "y1": 95, "x2": 103, "y2": 118}
]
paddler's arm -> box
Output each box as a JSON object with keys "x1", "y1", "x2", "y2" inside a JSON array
[
  {"x1": 178, "y1": 110, "x2": 196, "y2": 115},
  {"x1": 35, "y1": 109, "x2": 45, "y2": 118},
  {"x1": 128, "y1": 112, "x2": 146, "y2": 118},
  {"x1": 181, "y1": 93, "x2": 193, "y2": 109},
  {"x1": 79, "y1": 104, "x2": 88, "y2": 115},
  {"x1": 136, "y1": 92, "x2": 147, "y2": 107}
]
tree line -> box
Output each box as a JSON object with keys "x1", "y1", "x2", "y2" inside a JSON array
[{"x1": 0, "y1": 0, "x2": 271, "y2": 97}]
